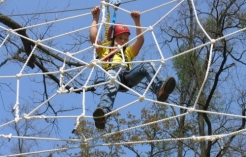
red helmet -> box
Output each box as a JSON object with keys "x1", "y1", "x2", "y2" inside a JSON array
[{"x1": 107, "y1": 23, "x2": 130, "y2": 40}]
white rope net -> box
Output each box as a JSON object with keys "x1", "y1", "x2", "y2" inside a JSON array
[{"x1": 1, "y1": 0, "x2": 246, "y2": 156}]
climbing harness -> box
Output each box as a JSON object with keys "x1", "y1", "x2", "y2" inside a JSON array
[
  {"x1": 101, "y1": 0, "x2": 120, "y2": 66},
  {"x1": 101, "y1": 0, "x2": 131, "y2": 70}
]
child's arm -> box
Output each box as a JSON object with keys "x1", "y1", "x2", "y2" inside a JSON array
[
  {"x1": 90, "y1": 6, "x2": 102, "y2": 53},
  {"x1": 131, "y1": 11, "x2": 144, "y2": 56}
]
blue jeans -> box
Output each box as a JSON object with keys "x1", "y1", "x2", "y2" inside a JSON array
[{"x1": 97, "y1": 62, "x2": 165, "y2": 113}]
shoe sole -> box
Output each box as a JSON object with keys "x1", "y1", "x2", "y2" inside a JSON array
[
  {"x1": 93, "y1": 108, "x2": 106, "y2": 129},
  {"x1": 157, "y1": 77, "x2": 176, "y2": 102}
]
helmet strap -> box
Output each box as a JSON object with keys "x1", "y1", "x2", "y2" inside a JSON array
[
  {"x1": 113, "y1": 40, "x2": 127, "y2": 52},
  {"x1": 110, "y1": 26, "x2": 115, "y2": 40}
]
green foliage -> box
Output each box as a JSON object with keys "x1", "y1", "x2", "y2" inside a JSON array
[
  {"x1": 238, "y1": 12, "x2": 246, "y2": 28},
  {"x1": 72, "y1": 103, "x2": 176, "y2": 156},
  {"x1": 47, "y1": 153, "x2": 52, "y2": 157},
  {"x1": 173, "y1": 45, "x2": 202, "y2": 89}
]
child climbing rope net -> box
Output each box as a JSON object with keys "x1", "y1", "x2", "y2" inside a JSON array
[
  {"x1": 1, "y1": 0, "x2": 246, "y2": 156},
  {"x1": 89, "y1": 4, "x2": 176, "y2": 129}
]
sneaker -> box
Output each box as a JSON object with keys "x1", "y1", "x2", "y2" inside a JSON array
[
  {"x1": 157, "y1": 77, "x2": 176, "y2": 102},
  {"x1": 93, "y1": 108, "x2": 106, "y2": 129}
]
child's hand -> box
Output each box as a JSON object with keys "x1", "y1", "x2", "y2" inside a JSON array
[
  {"x1": 91, "y1": 6, "x2": 100, "y2": 20},
  {"x1": 130, "y1": 11, "x2": 141, "y2": 22}
]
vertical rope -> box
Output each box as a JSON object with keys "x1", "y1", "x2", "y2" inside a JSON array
[
  {"x1": 103, "y1": 6, "x2": 110, "y2": 43},
  {"x1": 102, "y1": 7, "x2": 112, "y2": 46},
  {"x1": 102, "y1": 1, "x2": 112, "y2": 46},
  {"x1": 101, "y1": 1, "x2": 121, "y2": 46}
]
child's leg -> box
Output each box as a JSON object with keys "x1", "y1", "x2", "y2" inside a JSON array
[
  {"x1": 97, "y1": 69, "x2": 121, "y2": 113},
  {"x1": 124, "y1": 62, "x2": 175, "y2": 102},
  {"x1": 93, "y1": 69, "x2": 121, "y2": 129},
  {"x1": 124, "y1": 62, "x2": 165, "y2": 93}
]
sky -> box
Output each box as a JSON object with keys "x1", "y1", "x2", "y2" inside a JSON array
[
  {"x1": 3, "y1": 0, "x2": 246, "y2": 156},
  {"x1": 0, "y1": 0, "x2": 184, "y2": 156}
]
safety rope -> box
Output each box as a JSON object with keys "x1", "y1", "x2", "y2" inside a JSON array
[
  {"x1": 102, "y1": 5, "x2": 111, "y2": 46},
  {"x1": 102, "y1": 0, "x2": 121, "y2": 46}
]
